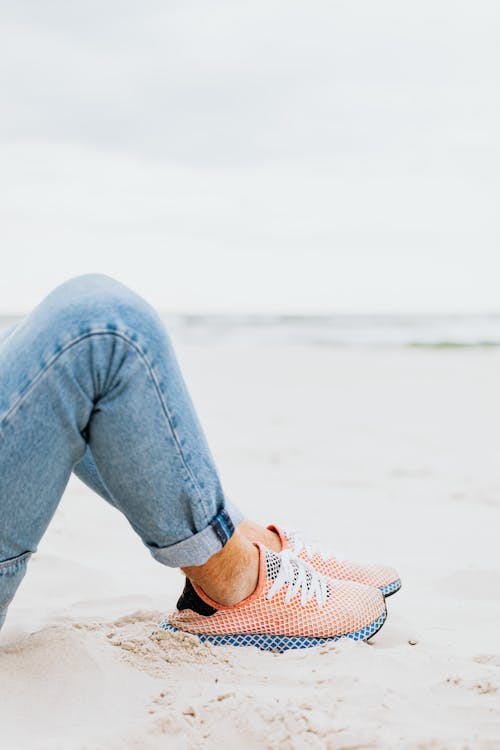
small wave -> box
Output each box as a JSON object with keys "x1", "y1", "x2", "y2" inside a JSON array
[
  {"x1": 3, "y1": 314, "x2": 500, "y2": 349},
  {"x1": 408, "y1": 340, "x2": 500, "y2": 349}
]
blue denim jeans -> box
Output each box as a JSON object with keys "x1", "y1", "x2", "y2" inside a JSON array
[{"x1": 0, "y1": 274, "x2": 243, "y2": 630}]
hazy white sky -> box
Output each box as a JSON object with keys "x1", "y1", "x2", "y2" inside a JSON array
[{"x1": 1, "y1": 1, "x2": 499, "y2": 313}]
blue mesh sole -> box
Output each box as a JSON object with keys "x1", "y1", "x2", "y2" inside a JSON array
[
  {"x1": 380, "y1": 579, "x2": 401, "y2": 597},
  {"x1": 159, "y1": 609, "x2": 387, "y2": 653}
]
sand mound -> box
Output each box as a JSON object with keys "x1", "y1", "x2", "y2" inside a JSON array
[{"x1": 0, "y1": 623, "x2": 156, "y2": 750}]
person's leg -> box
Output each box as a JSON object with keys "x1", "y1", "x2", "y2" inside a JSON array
[
  {"x1": 0, "y1": 320, "x2": 21, "y2": 346},
  {"x1": 74, "y1": 447, "x2": 282, "y2": 552},
  {"x1": 73, "y1": 448, "x2": 265, "y2": 602},
  {"x1": 0, "y1": 273, "x2": 253, "y2": 627}
]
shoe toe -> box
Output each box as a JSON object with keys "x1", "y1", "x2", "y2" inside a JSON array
[{"x1": 326, "y1": 579, "x2": 386, "y2": 639}]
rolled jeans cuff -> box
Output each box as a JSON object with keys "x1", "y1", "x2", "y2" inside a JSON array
[{"x1": 147, "y1": 501, "x2": 245, "y2": 568}]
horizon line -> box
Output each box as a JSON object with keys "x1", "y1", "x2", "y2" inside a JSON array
[{"x1": 2, "y1": 309, "x2": 500, "y2": 319}]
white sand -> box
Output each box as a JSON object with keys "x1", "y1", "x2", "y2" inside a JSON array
[{"x1": 1, "y1": 344, "x2": 499, "y2": 749}]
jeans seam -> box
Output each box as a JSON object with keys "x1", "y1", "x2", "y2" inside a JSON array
[
  {"x1": 0, "y1": 551, "x2": 32, "y2": 569},
  {"x1": 0, "y1": 329, "x2": 207, "y2": 509}
]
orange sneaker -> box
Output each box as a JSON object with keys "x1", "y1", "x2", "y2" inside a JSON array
[
  {"x1": 270, "y1": 526, "x2": 401, "y2": 597},
  {"x1": 160, "y1": 544, "x2": 387, "y2": 652}
]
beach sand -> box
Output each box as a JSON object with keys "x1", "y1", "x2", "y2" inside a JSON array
[{"x1": 1, "y1": 344, "x2": 499, "y2": 749}]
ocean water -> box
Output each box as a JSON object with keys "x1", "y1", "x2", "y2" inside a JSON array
[{"x1": 2, "y1": 313, "x2": 500, "y2": 348}]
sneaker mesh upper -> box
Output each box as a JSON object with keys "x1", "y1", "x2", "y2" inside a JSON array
[
  {"x1": 167, "y1": 544, "x2": 386, "y2": 640},
  {"x1": 281, "y1": 527, "x2": 400, "y2": 590}
]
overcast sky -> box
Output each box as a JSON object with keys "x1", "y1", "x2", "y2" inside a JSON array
[{"x1": 1, "y1": 1, "x2": 498, "y2": 313}]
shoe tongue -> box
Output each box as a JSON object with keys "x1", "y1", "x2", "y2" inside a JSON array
[
  {"x1": 265, "y1": 548, "x2": 303, "y2": 588},
  {"x1": 282, "y1": 529, "x2": 295, "y2": 547},
  {"x1": 265, "y1": 548, "x2": 284, "y2": 582}
]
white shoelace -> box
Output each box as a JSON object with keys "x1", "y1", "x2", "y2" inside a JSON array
[
  {"x1": 288, "y1": 530, "x2": 346, "y2": 565},
  {"x1": 266, "y1": 550, "x2": 328, "y2": 609}
]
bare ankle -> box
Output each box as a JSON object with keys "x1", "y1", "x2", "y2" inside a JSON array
[
  {"x1": 238, "y1": 519, "x2": 282, "y2": 553},
  {"x1": 182, "y1": 531, "x2": 259, "y2": 607}
]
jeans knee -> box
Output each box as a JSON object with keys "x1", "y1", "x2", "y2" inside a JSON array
[
  {"x1": 41, "y1": 274, "x2": 161, "y2": 341},
  {"x1": 47, "y1": 273, "x2": 136, "y2": 311}
]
